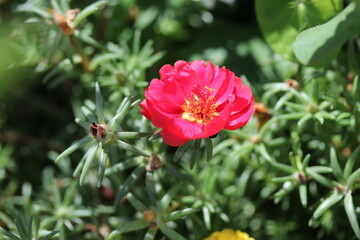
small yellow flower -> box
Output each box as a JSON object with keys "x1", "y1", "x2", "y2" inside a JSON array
[{"x1": 203, "y1": 228, "x2": 255, "y2": 240}]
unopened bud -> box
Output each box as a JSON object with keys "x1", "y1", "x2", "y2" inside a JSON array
[
  {"x1": 90, "y1": 122, "x2": 108, "y2": 140},
  {"x1": 143, "y1": 210, "x2": 156, "y2": 223},
  {"x1": 146, "y1": 155, "x2": 163, "y2": 171}
]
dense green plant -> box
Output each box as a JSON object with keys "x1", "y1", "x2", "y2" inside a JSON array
[{"x1": 0, "y1": 0, "x2": 359, "y2": 240}]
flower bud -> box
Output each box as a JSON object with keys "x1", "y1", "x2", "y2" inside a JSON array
[
  {"x1": 90, "y1": 122, "x2": 108, "y2": 140},
  {"x1": 143, "y1": 210, "x2": 156, "y2": 223}
]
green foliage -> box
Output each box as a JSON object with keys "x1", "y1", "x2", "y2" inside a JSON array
[{"x1": 256, "y1": 0, "x2": 342, "y2": 60}]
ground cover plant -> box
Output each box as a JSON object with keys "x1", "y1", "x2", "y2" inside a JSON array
[{"x1": 0, "y1": 0, "x2": 359, "y2": 239}]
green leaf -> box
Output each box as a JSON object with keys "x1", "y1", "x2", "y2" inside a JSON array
[
  {"x1": 38, "y1": 230, "x2": 59, "y2": 240},
  {"x1": 297, "y1": 113, "x2": 312, "y2": 128},
  {"x1": 347, "y1": 168, "x2": 360, "y2": 189},
  {"x1": 16, "y1": 4, "x2": 52, "y2": 19},
  {"x1": 143, "y1": 228, "x2": 157, "y2": 240},
  {"x1": 0, "y1": 227, "x2": 20, "y2": 240},
  {"x1": 173, "y1": 140, "x2": 192, "y2": 162},
  {"x1": 126, "y1": 193, "x2": 147, "y2": 212},
  {"x1": 313, "y1": 112, "x2": 324, "y2": 125},
  {"x1": 63, "y1": 182, "x2": 77, "y2": 206},
  {"x1": 313, "y1": 191, "x2": 343, "y2": 219},
  {"x1": 299, "y1": 184, "x2": 307, "y2": 207},
  {"x1": 115, "y1": 166, "x2": 145, "y2": 204},
  {"x1": 272, "y1": 175, "x2": 295, "y2": 183},
  {"x1": 204, "y1": 138, "x2": 213, "y2": 161},
  {"x1": 306, "y1": 168, "x2": 337, "y2": 188},
  {"x1": 105, "y1": 157, "x2": 143, "y2": 175},
  {"x1": 80, "y1": 143, "x2": 100, "y2": 185},
  {"x1": 55, "y1": 136, "x2": 93, "y2": 162},
  {"x1": 344, "y1": 146, "x2": 360, "y2": 179},
  {"x1": 190, "y1": 139, "x2": 201, "y2": 170},
  {"x1": 344, "y1": 192, "x2": 360, "y2": 239},
  {"x1": 73, "y1": 0, "x2": 108, "y2": 27},
  {"x1": 116, "y1": 140, "x2": 150, "y2": 157},
  {"x1": 164, "y1": 163, "x2": 193, "y2": 182},
  {"x1": 164, "y1": 208, "x2": 198, "y2": 222},
  {"x1": 75, "y1": 117, "x2": 91, "y2": 130},
  {"x1": 81, "y1": 106, "x2": 97, "y2": 123},
  {"x1": 108, "y1": 98, "x2": 131, "y2": 131},
  {"x1": 256, "y1": 0, "x2": 342, "y2": 60},
  {"x1": 14, "y1": 213, "x2": 28, "y2": 240},
  {"x1": 202, "y1": 206, "x2": 211, "y2": 230},
  {"x1": 159, "y1": 224, "x2": 187, "y2": 240},
  {"x1": 274, "y1": 181, "x2": 297, "y2": 203},
  {"x1": 148, "y1": 131, "x2": 161, "y2": 141},
  {"x1": 109, "y1": 219, "x2": 149, "y2": 236},
  {"x1": 330, "y1": 147, "x2": 343, "y2": 181},
  {"x1": 293, "y1": 2, "x2": 360, "y2": 65},
  {"x1": 95, "y1": 82, "x2": 105, "y2": 123},
  {"x1": 97, "y1": 146, "x2": 109, "y2": 187},
  {"x1": 145, "y1": 172, "x2": 157, "y2": 205},
  {"x1": 117, "y1": 132, "x2": 153, "y2": 139}
]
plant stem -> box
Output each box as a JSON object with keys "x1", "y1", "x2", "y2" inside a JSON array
[{"x1": 69, "y1": 35, "x2": 91, "y2": 73}]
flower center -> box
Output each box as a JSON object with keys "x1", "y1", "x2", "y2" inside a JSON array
[{"x1": 181, "y1": 87, "x2": 219, "y2": 125}]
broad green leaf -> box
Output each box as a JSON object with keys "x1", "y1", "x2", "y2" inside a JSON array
[
  {"x1": 165, "y1": 208, "x2": 198, "y2": 222},
  {"x1": 95, "y1": 82, "x2": 105, "y2": 123},
  {"x1": 344, "y1": 192, "x2": 360, "y2": 239},
  {"x1": 256, "y1": 0, "x2": 342, "y2": 60},
  {"x1": 330, "y1": 147, "x2": 343, "y2": 181},
  {"x1": 293, "y1": 2, "x2": 360, "y2": 65},
  {"x1": 73, "y1": 0, "x2": 108, "y2": 27},
  {"x1": 313, "y1": 191, "x2": 343, "y2": 219},
  {"x1": 56, "y1": 136, "x2": 93, "y2": 162}
]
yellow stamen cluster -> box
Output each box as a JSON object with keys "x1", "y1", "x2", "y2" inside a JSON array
[{"x1": 181, "y1": 87, "x2": 219, "y2": 125}]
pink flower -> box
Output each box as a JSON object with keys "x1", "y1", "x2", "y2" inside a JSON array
[{"x1": 140, "y1": 60, "x2": 255, "y2": 146}]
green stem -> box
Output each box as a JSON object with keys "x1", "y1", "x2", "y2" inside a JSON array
[{"x1": 69, "y1": 35, "x2": 91, "y2": 72}]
